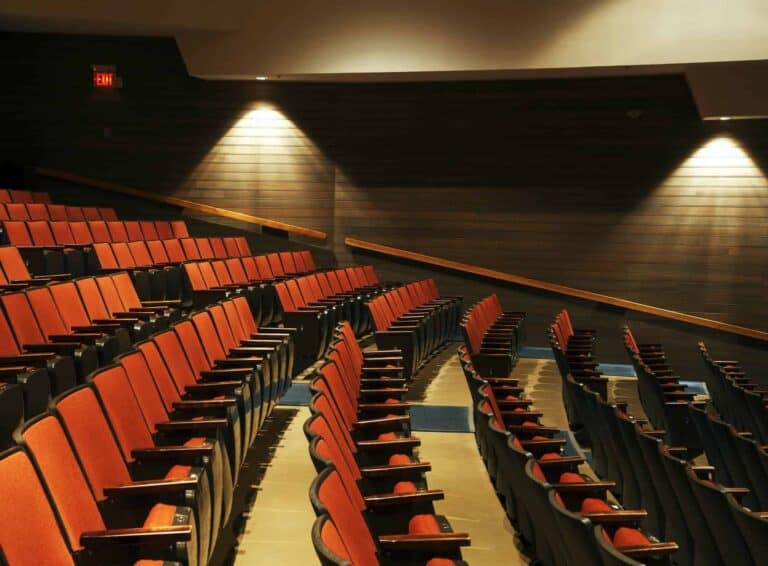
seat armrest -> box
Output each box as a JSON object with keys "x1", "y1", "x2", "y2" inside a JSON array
[
  {"x1": 80, "y1": 526, "x2": 192, "y2": 549},
  {"x1": 377, "y1": 532, "x2": 470, "y2": 552},
  {"x1": 360, "y1": 462, "x2": 431, "y2": 477},
  {"x1": 103, "y1": 477, "x2": 199, "y2": 497},
  {"x1": 155, "y1": 418, "x2": 229, "y2": 432},
  {"x1": 356, "y1": 438, "x2": 421, "y2": 451},
  {"x1": 131, "y1": 445, "x2": 214, "y2": 461},
  {"x1": 582, "y1": 510, "x2": 648, "y2": 524},
  {"x1": 364, "y1": 489, "x2": 444, "y2": 508},
  {"x1": 354, "y1": 415, "x2": 410, "y2": 429}
]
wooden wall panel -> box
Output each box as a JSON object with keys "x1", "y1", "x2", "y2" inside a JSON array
[{"x1": 0, "y1": 32, "x2": 766, "y2": 331}]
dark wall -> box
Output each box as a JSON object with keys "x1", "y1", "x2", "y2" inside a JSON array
[{"x1": 0, "y1": 31, "x2": 766, "y2": 372}]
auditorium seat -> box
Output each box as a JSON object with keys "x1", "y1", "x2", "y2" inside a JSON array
[
  {"x1": 1, "y1": 221, "x2": 66, "y2": 274},
  {"x1": 461, "y1": 294, "x2": 525, "y2": 377},
  {"x1": 74, "y1": 276, "x2": 155, "y2": 340},
  {"x1": 25, "y1": 285, "x2": 123, "y2": 365},
  {"x1": 310, "y1": 466, "x2": 469, "y2": 565},
  {"x1": 14, "y1": 415, "x2": 198, "y2": 566},
  {"x1": 92, "y1": 362, "x2": 230, "y2": 561},
  {"x1": 132, "y1": 337, "x2": 239, "y2": 501},
  {"x1": 8, "y1": 189, "x2": 33, "y2": 203},
  {"x1": 157, "y1": 324, "x2": 251, "y2": 474},
  {"x1": 1, "y1": 290, "x2": 98, "y2": 381}
]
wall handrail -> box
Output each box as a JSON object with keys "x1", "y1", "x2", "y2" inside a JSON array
[
  {"x1": 345, "y1": 237, "x2": 768, "y2": 342},
  {"x1": 36, "y1": 167, "x2": 327, "y2": 240}
]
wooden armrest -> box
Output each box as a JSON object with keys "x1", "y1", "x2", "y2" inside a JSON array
[
  {"x1": 80, "y1": 526, "x2": 192, "y2": 549},
  {"x1": 356, "y1": 438, "x2": 421, "y2": 451},
  {"x1": 364, "y1": 489, "x2": 444, "y2": 508},
  {"x1": 103, "y1": 477, "x2": 198, "y2": 497},
  {"x1": 377, "y1": 532, "x2": 470, "y2": 552},
  {"x1": 583, "y1": 510, "x2": 647, "y2": 524},
  {"x1": 619, "y1": 543, "x2": 679, "y2": 559},
  {"x1": 155, "y1": 418, "x2": 229, "y2": 431},
  {"x1": 360, "y1": 462, "x2": 431, "y2": 477}
]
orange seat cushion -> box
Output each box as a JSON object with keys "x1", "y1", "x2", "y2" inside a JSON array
[
  {"x1": 143, "y1": 503, "x2": 178, "y2": 528},
  {"x1": 558, "y1": 472, "x2": 585, "y2": 483},
  {"x1": 388, "y1": 453, "x2": 412, "y2": 465},
  {"x1": 580, "y1": 498, "x2": 613, "y2": 513},
  {"x1": 539, "y1": 452, "x2": 561, "y2": 461},
  {"x1": 613, "y1": 527, "x2": 651, "y2": 548},
  {"x1": 378, "y1": 432, "x2": 397, "y2": 441},
  {"x1": 393, "y1": 481, "x2": 418, "y2": 494},
  {"x1": 408, "y1": 514, "x2": 441, "y2": 534}
]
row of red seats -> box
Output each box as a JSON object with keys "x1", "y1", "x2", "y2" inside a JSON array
[
  {"x1": 0, "y1": 202, "x2": 117, "y2": 221},
  {"x1": 2, "y1": 218, "x2": 189, "y2": 248},
  {"x1": 459, "y1": 341, "x2": 679, "y2": 565},
  {"x1": 460, "y1": 293, "x2": 525, "y2": 377},
  {"x1": 0, "y1": 294, "x2": 295, "y2": 566},
  {"x1": 367, "y1": 279, "x2": 462, "y2": 379},
  {"x1": 0, "y1": 188, "x2": 51, "y2": 203},
  {"x1": 274, "y1": 266, "x2": 388, "y2": 368},
  {"x1": 308, "y1": 321, "x2": 471, "y2": 565}
]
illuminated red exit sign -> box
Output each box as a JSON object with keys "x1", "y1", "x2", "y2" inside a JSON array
[{"x1": 91, "y1": 65, "x2": 122, "y2": 88}]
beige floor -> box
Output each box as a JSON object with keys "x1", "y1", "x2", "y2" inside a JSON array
[{"x1": 233, "y1": 406, "x2": 319, "y2": 565}]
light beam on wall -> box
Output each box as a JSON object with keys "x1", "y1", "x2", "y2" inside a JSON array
[
  {"x1": 179, "y1": 102, "x2": 332, "y2": 230},
  {"x1": 591, "y1": 133, "x2": 767, "y2": 320}
]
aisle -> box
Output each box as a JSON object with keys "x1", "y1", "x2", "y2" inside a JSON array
[{"x1": 233, "y1": 407, "x2": 318, "y2": 565}]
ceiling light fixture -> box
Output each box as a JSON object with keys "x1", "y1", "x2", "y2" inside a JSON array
[{"x1": 256, "y1": 76, "x2": 268, "y2": 81}]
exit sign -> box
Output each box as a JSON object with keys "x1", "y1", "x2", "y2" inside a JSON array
[{"x1": 92, "y1": 65, "x2": 122, "y2": 88}]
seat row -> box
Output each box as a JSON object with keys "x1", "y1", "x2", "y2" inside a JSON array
[
  {"x1": 275, "y1": 266, "x2": 389, "y2": 369},
  {"x1": 699, "y1": 342, "x2": 768, "y2": 444},
  {"x1": 622, "y1": 327, "x2": 701, "y2": 455},
  {"x1": 566, "y1": 370, "x2": 768, "y2": 566},
  {"x1": 368, "y1": 279, "x2": 462, "y2": 379},
  {"x1": 0, "y1": 202, "x2": 118, "y2": 222},
  {"x1": 0, "y1": 294, "x2": 296, "y2": 565},
  {"x1": 460, "y1": 293, "x2": 526, "y2": 377},
  {"x1": 0, "y1": 188, "x2": 52, "y2": 203},
  {"x1": 549, "y1": 310, "x2": 607, "y2": 428},
  {"x1": 307, "y1": 321, "x2": 471, "y2": 565},
  {"x1": 459, "y1": 336, "x2": 677, "y2": 565}
]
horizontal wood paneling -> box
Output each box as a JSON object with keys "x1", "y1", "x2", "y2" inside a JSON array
[{"x1": 0, "y1": 31, "x2": 766, "y2": 331}]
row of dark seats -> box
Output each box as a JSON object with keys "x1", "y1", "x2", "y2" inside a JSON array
[
  {"x1": 559, "y1": 317, "x2": 768, "y2": 566},
  {"x1": 0, "y1": 294, "x2": 295, "y2": 565},
  {"x1": 565, "y1": 365, "x2": 768, "y2": 566},
  {"x1": 367, "y1": 280, "x2": 462, "y2": 379},
  {"x1": 460, "y1": 293, "x2": 526, "y2": 377},
  {"x1": 699, "y1": 342, "x2": 768, "y2": 444},
  {"x1": 622, "y1": 327, "x2": 701, "y2": 455},
  {"x1": 307, "y1": 321, "x2": 471, "y2": 565},
  {"x1": 0, "y1": 188, "x2": 52, "y2": 203},
  {"x1": 463, "y1": 299, "x2": 676, "y2": 565},
  {"x1": 549, "y1": 310, "x2": 608, "y2": 428},
  {"x1": 0, "y1": 202, "x2": 118, "y2": 221}
]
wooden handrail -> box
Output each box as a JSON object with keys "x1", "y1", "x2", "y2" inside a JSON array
[
  {"x1": 345, "y1": 237, "x2": 768, "y2": 342},
  {"x1": 36, "y1": 167, "x2": 327, "y2": 240}
]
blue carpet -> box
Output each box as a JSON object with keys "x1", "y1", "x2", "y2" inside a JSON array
[
  {"x1": 519, "y1": 346, "x2": 555, "y2": 359},
  {"x1": 410, "y1": 405, "x2": 474, "y2": 433},
  {"x1": 278, "y1": 382, "x2": 313, "y2": 406},
  {"x1": 681, "y1": 381, "x2": 708, "y2": 395},
  {"x1": 597, "y1": 363, "x2": 636, "y2": 377}
]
